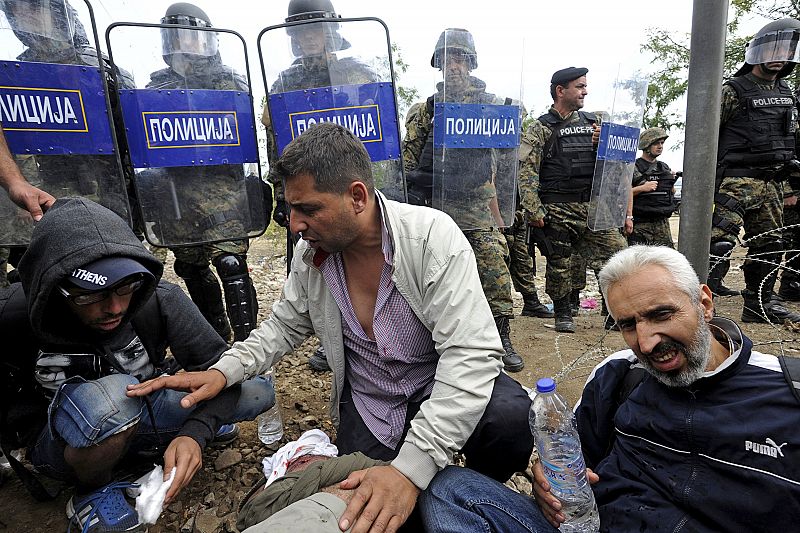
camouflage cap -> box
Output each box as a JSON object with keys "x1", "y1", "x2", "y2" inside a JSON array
[{"x1": 639, "y1": 127, "x2": 668, "y2": 151}]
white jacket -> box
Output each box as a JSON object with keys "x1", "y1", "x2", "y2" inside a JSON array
[{"x1": 211, "y1": 193, "x2": 504, "y2": 489}]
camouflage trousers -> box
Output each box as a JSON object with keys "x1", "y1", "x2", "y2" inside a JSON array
[
  {"x1": 172, "y1": 239, "x2": 250, "y2": 268},
  {"x1": 502, "y1": 213, "x2": 539, "y2": 298},
  {"x1": 783, "y1": 203, "x2": 799, "y2": 282},
  {"x1": 628, "y1": 217, "x2": 674, "y2": 248},
  {"x1": 712, "y1": 177, "x2": 783, "y2": 249},
  {"x1": 463, "y1": 227, "x2": 514, "y2": 318},
  {"x1": 542, "y1": 202, "x2": 627, "y2": 300},
  {"x1": 0, "y1": 247, "x2": 8, "y2": 288}
]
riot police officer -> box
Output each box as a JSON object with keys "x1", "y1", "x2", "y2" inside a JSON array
[
  {"x1": 629, "y1": 127, "x2": 677, "y2": 247},
  {"x1": 710, "y1": 18, "x2": 800, "y2": 323},
  {"x1": 519, "y1": 67, "x2": 628, "y2": 333},
  {"x1": 145, "y1": 2, "x2": 259, "y2": 342},
  {"x1": 403, "y1": 28, "x2": 524, "y2": 372}
]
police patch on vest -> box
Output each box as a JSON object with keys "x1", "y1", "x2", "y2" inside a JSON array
[
  {"x1": 0, "y1": 60, "x2": 115, "y2": 155},
  {"x1": 749, "y1": 97, "x2": 794, "y2": 108}
]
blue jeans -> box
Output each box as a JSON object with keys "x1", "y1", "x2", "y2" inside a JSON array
[
  {"x1": 30, "y1": 373, "x2": 273, "y2": 480},
  {"x1": 420, "y1": 466, "x2": 559, "y2": 533}
]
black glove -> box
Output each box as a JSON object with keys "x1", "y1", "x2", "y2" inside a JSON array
[{"x1": 273, "y1": 199, "x2": 289, "y2": 228}]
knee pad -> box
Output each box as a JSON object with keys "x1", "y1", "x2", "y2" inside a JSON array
[
  {"x1": 213, "y1": 254, "x2": 249, "y2": 281},
  {"x1": 710, "y1": 240, "x2": 735, "y2": 259}
]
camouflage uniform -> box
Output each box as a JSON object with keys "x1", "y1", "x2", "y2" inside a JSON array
[
  {"x1": 519, "y1": 110, "x2": 626, "y2": 302},
  {"x1": 780, "y1": 176, "x2": 800, "y2": 299},
  {"x1": 143, "y1": 56, "x2": 255, "y2": 340},
  {"x1": 712, "y1": 71, "x2": 800, "y2": 323},
  {"x1": 0, "y1": 246, "x2": 8, "y2": 288},
  {"x1": 403, "y1": 78, "x2": 515, "y2": 319}
]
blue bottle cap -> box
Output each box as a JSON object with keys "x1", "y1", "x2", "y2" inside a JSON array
[{"x1": 536, "y1": 378, "x2": 556, "y2": 393}]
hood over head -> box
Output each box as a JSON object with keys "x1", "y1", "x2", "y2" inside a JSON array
[{"x1": 18, "y1": 198, "x2": 164, "y2": 345}]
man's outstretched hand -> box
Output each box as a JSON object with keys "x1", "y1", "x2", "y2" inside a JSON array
[
  {"x1": 338, "y1": 465, "x2": 420, "y2": 533},
  {"x1": 126, "y1": 369, "x2": 227, "y2": 408}
]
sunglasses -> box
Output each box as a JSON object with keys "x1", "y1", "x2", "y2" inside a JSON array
[{"x1": 58, "y1": 278, "x2": 145, "y2": 306}]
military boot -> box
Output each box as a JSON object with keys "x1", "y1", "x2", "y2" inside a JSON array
[
  {"x1": 553, "y1": 297, "x2": 575, "y2": 333},
  {"x1": 778, "y1": 279, "x2": 800, "y2": 301},
  {"x1": 521, "y1": 293, "x2": 554, "y2": 318},
  {"x1": 309, "y1": 345, "x2": 331, "y2": 372},
  {"x1": 569, "y1": 289, "x2": 581, "y2": 317},
  {"x1": 741, "y1": 250, "x2": 800, "y2": 324},
  {"x1": 495, "y1": 317, "x2": 524, "y2": 372},
  {"x1": 708, "y1": 241, "x2": 740, "y2": 297}
]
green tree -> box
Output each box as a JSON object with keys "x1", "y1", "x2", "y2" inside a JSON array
[
  {"x1": 640, "y1": 0, "x2": 798, "y2": 133},
  {"x1": 391, "y1": 42, "x2": 420, "y2": 122}
]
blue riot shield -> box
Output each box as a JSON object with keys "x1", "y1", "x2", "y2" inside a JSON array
[
  {"x1": 0, "y1": 0, "x2": 131, "y2": 246},
  {"x1": 258, "y1": 17, "x2": 406, "y2": 201},
  {"x1": 430, "y1": 28, "x2": 521, "y2": 231},
  {"x1": 588, "y1": 71, "x2": 649, "y2": 231},
  {"x1": 106, "y1": 22, "x2": 266, "y2": 247}
]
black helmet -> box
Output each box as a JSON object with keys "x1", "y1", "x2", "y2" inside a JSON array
[
  {"x1": 431, "y1": 28, "x2": 477, "y2": 70},
  {"x1": 734, "y1": 18, "x2": 800, "y2": 78},
  {"x1": 160, "y1": 3, "x2": 217, "y2": 58},
  {"x1": 285, "y1": 0, "x2": 348, "y2": 56},
  {"x1": 286, "y1": 0, "x2": 339, "y2": 23}
]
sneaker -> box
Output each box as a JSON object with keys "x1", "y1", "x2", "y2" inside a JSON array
[
  {"x1": 66, "y1": 481, "x2": 143, "y2": 533},
  {"x1": 211, "y1": 423, "x2": 240, "y2": 446}
]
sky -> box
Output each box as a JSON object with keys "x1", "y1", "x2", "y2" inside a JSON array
[{"x1": 2, "y1": 0, "x2": 774, "y2": 170}]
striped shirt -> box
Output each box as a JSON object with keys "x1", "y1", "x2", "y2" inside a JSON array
[{"x1": 319, "y1": 199, "x2": 437, "y2": 449}]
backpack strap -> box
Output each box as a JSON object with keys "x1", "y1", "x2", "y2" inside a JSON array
[{"x1": 778, "y1": 355, "x2": 800, "y2": 404}]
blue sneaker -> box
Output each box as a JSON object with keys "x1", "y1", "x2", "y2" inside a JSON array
[
  {"x1": 211, "y1": 423, "x2": 240, "y2": 446},
  {"x1": 66, "y1": 481, "x2": 143, "y2": 532}
]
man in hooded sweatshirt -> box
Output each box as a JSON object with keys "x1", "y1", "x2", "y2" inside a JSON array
[{"x1": 0, "y1": 198, "x2": 273, "y2": 532}]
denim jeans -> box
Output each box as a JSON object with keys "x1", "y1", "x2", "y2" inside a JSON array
[
  {"x1": 420, "y1": 466, "x2": 559, "y2": 533},
  {"x1": 30, "y1": 373, "x2": 273, "y2": 480}
]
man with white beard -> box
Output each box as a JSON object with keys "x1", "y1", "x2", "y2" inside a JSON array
[{"x1": 419, "y1": 245, "x2": 800, "y2": 533}]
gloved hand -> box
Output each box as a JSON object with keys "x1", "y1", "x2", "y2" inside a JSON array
[{"x1": 273, "y1": 199, "x2": 289, "y2": 228}]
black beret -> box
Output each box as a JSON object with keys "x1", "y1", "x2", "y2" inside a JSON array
[{"x1": 550, "y1": 67, "x2": 589, "y2": 86}]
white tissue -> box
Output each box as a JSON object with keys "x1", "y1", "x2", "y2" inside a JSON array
[{"x1": 133, "y1": 465, "x2": 176, "y2": 524}]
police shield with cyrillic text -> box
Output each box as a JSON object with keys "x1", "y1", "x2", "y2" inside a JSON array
[
  {"x1": 106, "y1": 3, "x2": 267, "y2": 341},
  {"x1": 587, "y1": 72, "x2": 648, "y2": 231},
  {"x1": 0, "y1": 0, "x2": 131, "y2": 246},
  {"x1": 403, "y1": 28, "x2": 524, "y2": 372},
  {"x1": 258, "y1": 7, "x2": 406, "y2": 204}
]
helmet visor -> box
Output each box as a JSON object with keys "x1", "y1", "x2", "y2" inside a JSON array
[
  {"x1": 286, "y1": 20, "x2": 343, "y2": 57},
  {"x1": 745, "y1": 29, "x2": 800, "y2": 65},
  {"x1": 0, "y1": 0, "x2": 73, "y2": 42},
  {"x1": 161, "y1": 26, "x2": 218, "y2": 57}
]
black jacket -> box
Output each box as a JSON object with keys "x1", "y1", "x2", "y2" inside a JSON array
[
  {"x1": 576, "y1": 318, "x2": 800, "y2": 532},
  {"x1": 0, "y1": 198, "x2": 235, "y2": 449}
]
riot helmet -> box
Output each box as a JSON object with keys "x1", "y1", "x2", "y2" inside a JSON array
[
  {"x1": 431, "y1": 28, "x2": 478, "y2": 70},
  {"x1": 0, "y1": 0, "x2": 74, "y2": 45},
  {"x1": 285, "y1": 0, "x2": 349, "y2": 57},
  {"x1": 735, "y1": 18, "x2": 800, "y2": 78},
  {"x1": 161, "y1": 3, "x2": 218, "y2": 59},
  {"x1": 639, "y1": 127, "x2": 668, "y2": 151}
]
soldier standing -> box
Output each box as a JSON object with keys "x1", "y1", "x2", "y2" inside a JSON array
[
  {"x1": 403, "y1": 28, "x2": 524, "y2": 372},
  {"x1": 629, "y1": 127, "x2": 677, "y2": 247},
  {"x1": 709, "y1": 19, "x2": 800, "y2": 323},
  {"x1": 519, "y1": 67, "x2": 628, "y2": 333},
  {"x1": 142, "y1": 3, "x2": 260, "y2": 342}
]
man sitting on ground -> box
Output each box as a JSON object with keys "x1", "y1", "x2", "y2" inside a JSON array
[
  {"x1": 0, "y1": 198, "x2": 273, "y2": 532},
  {"x1": 418, "y1": 245, "x2": 800, "y2": 532}
]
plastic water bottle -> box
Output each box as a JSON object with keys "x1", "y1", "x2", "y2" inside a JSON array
[
  {"x1": 257, "y1": 373, "x2": 283, "y2": 445},
  {"x1": 530, "y1": 378, "x2": 600, "y2": 533}
]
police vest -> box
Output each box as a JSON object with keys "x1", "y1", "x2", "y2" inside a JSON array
[
  {"x1": 717, "y1": 76, "x2": 796, "y2": 175},
  {"x1": 632, "y1": 158, "x2": 676, "y2": 219},
  {"x1": 538, "y1": 111, "x2": 597, "y2": 202}
]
